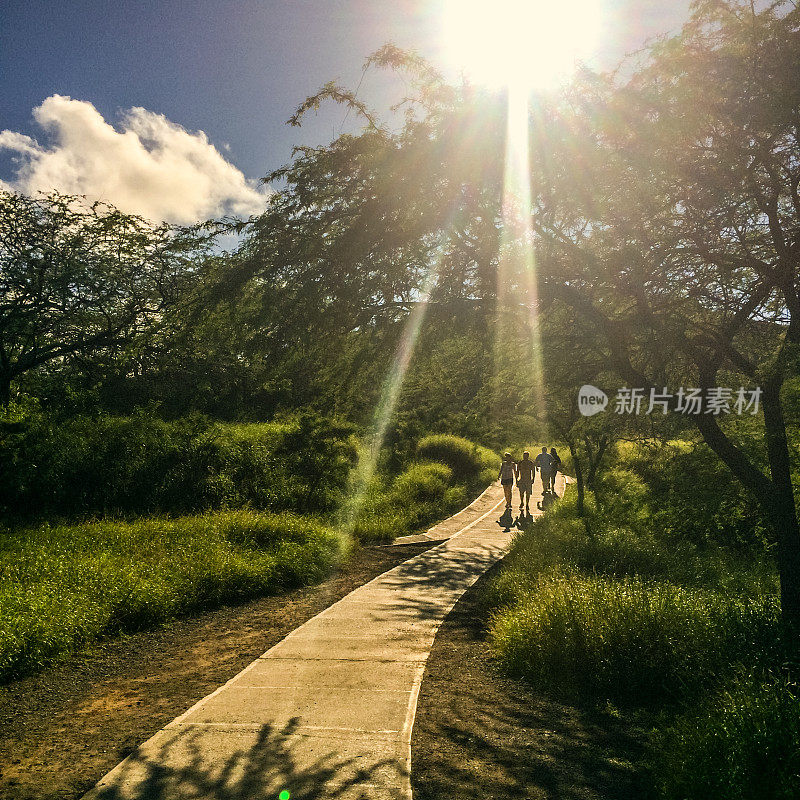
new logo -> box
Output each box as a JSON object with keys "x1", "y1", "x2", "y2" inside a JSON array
[{"x1": 578, "y1": 384, "x2": 608, "y2": 416}]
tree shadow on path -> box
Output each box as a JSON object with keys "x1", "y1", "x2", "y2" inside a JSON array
[{"x1": 86, "y1": 718, "x2": 406, "y2": 800}]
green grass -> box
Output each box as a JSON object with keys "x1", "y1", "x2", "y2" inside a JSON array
[
  {"x1": 485, "y1": 438, "x2": 797, "y2": 798},
  {"x1": 0, "y1": 510, "x2": 348, "y2": 682},
  {"x1": 346, "y1": 461, "x2": 471, "y2": 543},
  {"x1": 0, "y1": 430, "x2": 498, "y2": 681},
  {"x1": 490, "y1": 569, "x2": 780, "y2": 705},
  {"x1": 652, "y1": 671, "x2": 800, "y2": 800},
  {"x1": 416, "y1": 434, "x2": 498, "y2": 488}
]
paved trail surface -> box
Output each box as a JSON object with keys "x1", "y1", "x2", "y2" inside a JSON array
[{"x1": 85, "y1": 474, "x2": 560, "y2": 800}]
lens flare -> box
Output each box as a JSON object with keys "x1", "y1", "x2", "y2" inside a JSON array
[{"x1": 342, "y1": 264, "x2": 440, "y2": 529}]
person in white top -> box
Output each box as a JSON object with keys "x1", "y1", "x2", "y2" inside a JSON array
[{"x1": 498, "y1": 452, "x2": 516, "y2": 510}]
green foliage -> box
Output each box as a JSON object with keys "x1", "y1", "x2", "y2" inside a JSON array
[
  {"x1": 610, "y1": 441, "x2": 771, "y2": 552},
  {"x1": 652, "y1": 672, "x2": 800, "y2": 800},
  {"x1": 0, "y1": 191, "x2": 208, "y2": 406},
  {"x1": 348, "y1": 461, "x2": 470, "y2": 543},
  {"x1": 488, "y1": 430, "x2": 796, "y2": 798},
  {"x1": 490, "y1": 570, "x2": 780, "y2": 705},
  {"x1": 0, "y1": 409, "x2": 356, "y2": 519},
  {"x1": 416, "y1": 434, "x2": 497, "y2": 485},
  {"x1": 0, "y1": 510, "x2": 348, "y2": 682}
]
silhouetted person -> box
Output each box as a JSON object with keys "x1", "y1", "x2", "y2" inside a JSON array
[
  {"x1": 534, "y1": 446, "x2": 554, "y2": 494},
  {"x1": 516, "y1": 450, "x2": 535, "y2": 513},
  {"x1": 498, "y1": 451, "x2": 516, "y2": 510}
]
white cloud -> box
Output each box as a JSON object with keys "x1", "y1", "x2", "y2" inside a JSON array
[{"x1": 0, "y1": 95, "x2": 269, "y2": 224}]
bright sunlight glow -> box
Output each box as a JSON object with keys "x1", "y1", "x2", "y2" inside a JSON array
[{"x1": 443, "y1": 0, "x2": 603, "y2": 90}]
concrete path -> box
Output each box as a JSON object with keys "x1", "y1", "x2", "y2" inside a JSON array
[{"x1": 84, "y1": 473, "x2": 563, "y2": 800}]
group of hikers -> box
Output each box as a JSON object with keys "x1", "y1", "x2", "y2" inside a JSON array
[{"x1": 498, "y1": 447, "x2": 562, "y2": 514}]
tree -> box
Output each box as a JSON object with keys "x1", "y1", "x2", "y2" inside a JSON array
[
  {"x1": 0, "y1": 192, "x2": 207, "y2": 407},
  {"x1": 531, "y1": 0, "x2": 800, "y2": 620}
]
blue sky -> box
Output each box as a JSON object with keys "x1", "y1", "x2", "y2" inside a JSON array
[{"x1": 0, "y1": 0, "x2": 691, "y2": 222}]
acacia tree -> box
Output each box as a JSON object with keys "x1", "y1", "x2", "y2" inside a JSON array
[
  {"x1": 532, "y1": 0, "x2": 800, "y2": 620},
  {"x1": 0, "y1": 192, "x2": 207, "y2": 407}
]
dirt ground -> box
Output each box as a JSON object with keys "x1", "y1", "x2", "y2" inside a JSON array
[
  {"x1": 0, "y1": 542, "x2": 435, "y2": 800},
  {"x1": 411, "y1": 564, "x2": 652, "y2": 800}
]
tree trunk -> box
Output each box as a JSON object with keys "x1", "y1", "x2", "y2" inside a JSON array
[
  {"x1": 761, "y1": 378, "x2": 800, "y2": 626},
  {"x1": 0, "y1": 372, "x2": 10, "y2": 409},
  {"x1": 695, "y1": 387, "x2": 800, "y2": 626},
  {"x1": 567, "y1": 441, "x2": 586, "y2": 517}
]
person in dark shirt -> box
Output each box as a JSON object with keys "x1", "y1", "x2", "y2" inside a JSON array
[
  {"x1": 516, "y1": 450, "x2": 535, "y2": 513},
  {"x1": 534, "y1": 447, "x2": 554, "y2": 494}
]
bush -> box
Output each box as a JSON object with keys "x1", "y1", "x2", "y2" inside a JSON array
[
  {"x1": 652, "y1": 671, "x2": 800, "y2": 800},
  {"x1": 484, "y1": 491, "x2": 776, "y2": 613},
  {"x1": 346, "y1": 461, "x2": 469, "y2": 543},
  {"x1": 0, "y1": 409, "x2": 357, "y2": 519},
  {"x1": 490, "y1": 571, "x2": 781, "y2": 705},
  {"x1": 607, "y1": 440, "x2": 770, "y2": 552},
  {"x1": 0, "y1": 510, "x2": 348, "y2": 681},
  {"x1": 416, "y1": 434, "x2": 497, "y2": 486}
]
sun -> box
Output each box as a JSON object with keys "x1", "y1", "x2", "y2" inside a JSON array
[{"x1": 443, "y1": 0, "x2": 603, "y2": 90}]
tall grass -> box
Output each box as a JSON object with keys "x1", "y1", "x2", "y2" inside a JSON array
[
  {"x1": 491, "y1": 570, "x2": 781, "y2": 704},
  {"x1": 0, "y1": 510, "x2": 348, "y2": 682},
  {"x1": 0, "y1": 427, "x2": 496, "y2": 681},
  {"x1": 416, "y1": 434, "x2": 498, "y2": 488},
  {"x1": 486, "y1": 438, "x2": 796, "y2": 798},
  {"x1": 652, "y1": 671, "x2": 800, "y2": 800},
  {"x1": 347, "y1": 462, "x2": 470, "y2": 543}
]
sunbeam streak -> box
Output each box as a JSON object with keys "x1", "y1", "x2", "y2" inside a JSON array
[
  {"x1": 342, "y1": 264, "x2": 440, "y2": 530},
  {"x1": 496, "y1": 85, "x2": 546, "y2": 430}
]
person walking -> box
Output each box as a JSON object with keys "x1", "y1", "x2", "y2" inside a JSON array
[
  {"x1": 499, "y1": 452, "x2": 516, "y2": 510},
  {"x1": 534, "y1": 446, "x2": 554, "y2": 495},
  {"x1": 516, "y1": 450, "x2": 535, "y2": 513},
  {"x1": 549, "y1": 447, "x2": 562, "y2": 493}
]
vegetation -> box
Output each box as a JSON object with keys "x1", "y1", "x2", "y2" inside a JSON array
[
  {"x1": 416, "y1": 433, "x2": 498, "y2": 486},
  {"x1": 487, "y1": 439, "x2": 797, "y2": 799},
  {"x1": 0, "y1": 408, "x2": 357, "y2": 520},
  {"x1": 1, "y1": 1, "x2": 799, "y2": 795},
  {"x1": 0, "y1": 510, "x2": 348, "y2": 682}
]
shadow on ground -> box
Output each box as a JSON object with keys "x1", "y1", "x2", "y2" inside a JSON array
[
  {"x1": 411, "y1": 563, "x2": 651, "y2": 800},
  {"x1": 86, "y1": 718, "x2": 405, "y2": 800}
]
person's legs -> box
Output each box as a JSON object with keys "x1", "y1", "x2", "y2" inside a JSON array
[
  {"x1": 503, "y1": 482, "x2": 512, "y2": 508},
  {"x1": 523, "y1": 487, "x2": 531, "y2": 511},
  {"x1": 541, "y1": 470, "x2": 552, "y2": 493}
]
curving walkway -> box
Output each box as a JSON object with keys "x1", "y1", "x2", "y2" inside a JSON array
[{"x1": 84, "y1": 473, "x2": 563, "y2": 800}]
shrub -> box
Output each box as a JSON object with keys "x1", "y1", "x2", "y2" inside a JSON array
[
  {"x1": 345, "y1": 461, "x2": 469, "y2": 544},
  {"x1": 416, "y1": 434, "x2": 497, "y2": 486},
  {"x1": 490, "y1": 571, "x2": 781, "y2": 705},
  {"x1": 484, "y1": 491, "x2": 776, "y2": 607},
  {"x1": 0, "y1": 409, "x2": 356, "y2": 519},
  {"x1": 0, "y1": 510, "x2": 348, "y2": 681},
  {"x1": 607, "y1": 440, "x2": 771, "y2": 552},
  {"x1": 651, "y1": 671, "x2": 800, "y2": 800}
]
